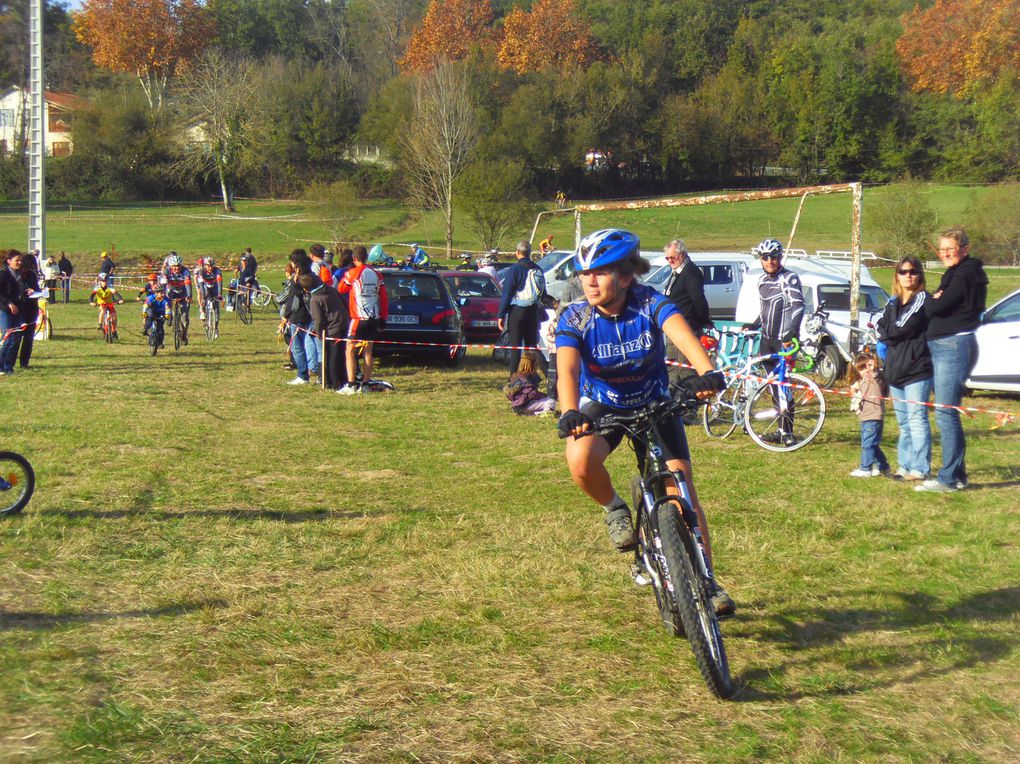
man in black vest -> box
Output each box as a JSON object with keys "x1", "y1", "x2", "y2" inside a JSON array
[{"x1": 662, "y1": 239, "x2": 710, "y2": 386}]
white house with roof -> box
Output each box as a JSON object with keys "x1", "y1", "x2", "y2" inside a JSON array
[{"x1": 0, "y1": 87, "x2": 85, "y2": 157}]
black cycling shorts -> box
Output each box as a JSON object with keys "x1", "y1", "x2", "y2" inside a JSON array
[
  {"x1": 580, "y1": 398, "x2": 691, "y2": 464},
  {"x1": 349, "y1": 317, "x2": 380, "y2": 341}
]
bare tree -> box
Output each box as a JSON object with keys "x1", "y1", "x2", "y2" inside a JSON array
[
  {"x1": 172, "y1": 50, "x2": 267, "y2": 212},
  {"x1": 360, "y1": 0, "x2": 422, "y2": 80},
  {"x1": 402, "y1": 61, "x2": 478, "y2": 258}
]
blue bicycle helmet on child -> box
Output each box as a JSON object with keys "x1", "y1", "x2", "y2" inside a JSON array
[{"x1": 574, "y1": 229, "x2": 640, "y2": 271}]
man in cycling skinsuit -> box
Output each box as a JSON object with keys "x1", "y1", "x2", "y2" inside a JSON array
[
  {"x1": 198, "y1": 258, "x2": 224, "y2": 335},
  {"x1": 409, "y1": 244, "x2": 430, "y2": 269},
  {"x1": 337, "y1": 245, "x2": 388, "y2": 394},
  {"x1": 555, "y1": 228, "x2": 734, "y2": 616},
  {"x1": 742, "y1": 238, "x2": 805, "y2": 446},
  {"x1": 161, "y1": 253, "x2": 192, "y2": 345}
]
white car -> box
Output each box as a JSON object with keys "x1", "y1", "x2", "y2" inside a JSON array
[{"x1": 967, "y1": 288, "x2": 1020, "y2": 394}]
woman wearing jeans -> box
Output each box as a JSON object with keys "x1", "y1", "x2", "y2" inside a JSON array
[
  {"x1": 877, "y1": 255, "x2": 932, "y2": 481},
  {"x1": 916, "y1": 228, "x2": 988, "y2": 493}
]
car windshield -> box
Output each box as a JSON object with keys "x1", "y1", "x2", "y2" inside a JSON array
[
  {"x1": 984, "y1": 292, "x2": 1020, "y2": 324},
  {"x1": 642, "y1": 264, "x2": 671, "y2": 287},
  {"x1": 444, "y1": 275, "x2": 500, "y2": 298},
  {"x1": 817, "y1": 285, "x2": 890, "y2": 312},
  {"x1": 536, "y1": 250, "x2": 566, "y2": 272},
  {"x1": 383, "y1": 274, "x2": 444, "y2": 301}
]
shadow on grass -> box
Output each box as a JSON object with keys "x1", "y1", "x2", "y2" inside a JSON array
[
  {"x1": 38, "y1": 507, "x2": 372, "y2": 522},
  {"x1": 0, "y1": 598, "x2": 228, "y2": 631},
  {"x1": 731, "y1": 587, "x2": 1020, "y2": 702}
]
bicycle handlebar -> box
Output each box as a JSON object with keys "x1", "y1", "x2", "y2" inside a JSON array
[{"x1": 558, "y1": 392, "x2": 703, "y2": 440}]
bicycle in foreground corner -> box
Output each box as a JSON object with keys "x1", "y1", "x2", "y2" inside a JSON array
[
  {"x1": 702, "y1": 337, "x2": 826, "y2": 452},
  {"x1": 563, "y1": 392, "x2": 735, "y2": 699},
  {"x1": 0, "y1": 451, "x2": 34, "y2": 518}
]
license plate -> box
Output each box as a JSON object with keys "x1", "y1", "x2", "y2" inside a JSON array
[
  {"x1": 388, "y1": 314, "x2": 418, "y2": 324},
  {"x1": 473, "y1": 320, "x2": 497, "y2": 327}
]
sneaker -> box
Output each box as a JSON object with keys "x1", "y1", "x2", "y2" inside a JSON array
[
  {"x1": 914, "y1": 479, "x2": 957, "y2": 493},
  {"x1": 287, "y1": 377, "x2": 308, "y2": 385},
  {"x1": 954, "y1": 480, "x2": 968, "y2": 490},
  {"x1": 782, "y1": 434, "x2": 798, "y2": 447},
  {"x1": 112, "y1": 331, "x2": 118, "y2": 340},
  {"x1": 710, "y1": 584, "x2": 736, "y2": 618},
  {"x1": 849, "y1": 468, "x2": 874, "y2": 478},
  {"x1": 761, "y1": 431, "x2": 783, "y2": 444},
  {"x1": 336, "y1": 384, "x2": 359, "y2": 395},
  {"x1": 605, "y1": 504, "x2": 637, "y2": 551},
  {"x1": 282, "y1": 362, "x2": 296, "y2": 370},
  {"x1": 904, "y1": 470, "x2": 925, "y2": 481}
]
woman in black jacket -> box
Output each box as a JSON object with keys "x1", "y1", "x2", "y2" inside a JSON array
[
  {"x1": 877, "y1": 255, "x2": 933, "y2": 481},
  {"x1": 0, "y1": 250, "x2": 25, "y2": 375},
  {"x1": 16, "y1": 256, "x2": 41, "y2": 369}
]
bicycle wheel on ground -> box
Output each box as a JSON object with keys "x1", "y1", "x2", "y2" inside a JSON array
[
  {"x1": 236, "y1": 293, "x2": 252, "y2": 324},
  {"x1": 0, "y1": 451, "x2": 34, "y2": 517},
  {"x1": 656, "y1": 502, "x2": 734, "y2": 699},
  {"x1": 103, "y1": 317, "x2": 114, "y2": 343},
  {"x1": 702, "y1": 365, "x2": 741, "y2": 439},
  {"x1": 744, "y1": 372, "x2": 826, "y2": 452},
  {"x1": 204, "y1": 300, "x2": 217, "y2": 341},
  {"x1": 252, "y1": 285, "x2": 273, "y2": 309},
  {"x1": 37, "y1": 316, "x2": 52, "y2": 340},
  {"x1": 632, "y1": 475, "x2": 685, "y2": 638},
  {"x1": 173, "y1": 307, "x2": 183, "y2": 351}
]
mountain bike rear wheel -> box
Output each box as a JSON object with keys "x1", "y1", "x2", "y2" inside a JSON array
[
  {"x1": 656, "y1": 502, "x2": 734, "y2": 699},
  {"x1": 236, "y1": 292, "x2": 252, "y2": 325},
  {"x1": 744, "y1": 372, "x2": 826, "y2": 452},
  {"x1": 0, "y1": 451, "x2": 34, "y2": 518}
]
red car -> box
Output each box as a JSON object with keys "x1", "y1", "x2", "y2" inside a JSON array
[{"x1": 438, "y1": 270, "x2": 503, "y2": 342}]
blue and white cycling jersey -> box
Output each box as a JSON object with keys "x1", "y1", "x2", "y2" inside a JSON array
[{"x1": 555, "y1": 283, "x2": 680, "y2": 409}]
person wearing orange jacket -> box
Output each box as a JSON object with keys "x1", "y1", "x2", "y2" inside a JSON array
[{"x1": 337, "y1": 245, "x2": 388, "y2": 394}]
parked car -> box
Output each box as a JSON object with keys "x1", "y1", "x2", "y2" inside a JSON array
[
  {"x1": 541, "y1": 248, "x2": 661, "y2": 301},
  {"x1": 967, "y1": 287, "x2": 1020, "y2": 394},
  {"x1": 379, "y1": 269, "x2": 465, "y2": 366},
  {"x1": 642, "y1": 252, "x2": 757, "y2": 320},
  {"x1": 438, "y1": 270, "x2": 502, "y2": 342}
]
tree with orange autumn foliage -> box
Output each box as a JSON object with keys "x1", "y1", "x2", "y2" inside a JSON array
[
  {"x1": 896, "y1": 0, "x2": 1020, "y2": 97},
  {"x1": 73, "y1": 0, "x2": 212, "y2": 112},
  {"x1": 399, "y1": 0, "x2": 494, "y2": 74},
  {"x1": 497, "y1": 0, "x2": 599, "y2": 75}
]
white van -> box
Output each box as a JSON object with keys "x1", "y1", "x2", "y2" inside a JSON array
[
  {"x1": 642, "y1": 252, "x2": 757, "y2": 320},
  {"x1": 734, "y1": 257, "x2": 891, "y2": 354}
]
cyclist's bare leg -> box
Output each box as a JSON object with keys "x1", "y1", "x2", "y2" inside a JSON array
[
  {"x1": 362, "y1": 342, "x2": 374, "y2": 384},
  {"x1": 564, "y1": 434, "x2": 615, "y2": 505},
  {"x1": 664, "y1": 456, "x2": 713, "y2": 567}
]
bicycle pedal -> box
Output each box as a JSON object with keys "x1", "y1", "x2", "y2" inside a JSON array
[{"x1": 630, "y1": 562, "x2": 652, "y2": 587}]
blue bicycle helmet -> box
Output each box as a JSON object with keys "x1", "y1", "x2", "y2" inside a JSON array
[
  {"x1": 574, "y1": 229, "x2": 640, "y2": 271},
  {"x1": 752, "y1": 238, "x2": 784, "y2": 259}
]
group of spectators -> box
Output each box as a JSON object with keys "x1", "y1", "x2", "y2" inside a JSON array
[{"x1": 278, "y1": 244, "x2": 388, "y2": 395}]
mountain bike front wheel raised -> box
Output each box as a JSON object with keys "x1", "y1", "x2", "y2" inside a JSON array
[
  {"x1": 0, "y1": 451, "x2": 34, "y2": 518},
  {"x1": 744, "y1": 372, "x2": 826, "y2": 452},
  {"x1": 656, "y1": 502, "x2": 734, "y2": 699}
]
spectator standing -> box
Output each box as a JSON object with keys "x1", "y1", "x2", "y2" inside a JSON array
[
  {"x1": 338, "y1": 246, "x2": 388, "y2": 394},
  {"x1": 877, "y1": 255, "x2": 933, "y2": 481},
  {"x1": 847, "y1": 352, "x2": 890, "y2": 477},
  {"x1": 16, "y1": 256, "x2": 41, "y2": 369},
  {"x1": 744, "y1": 238, "x2": 805, "y2": 446},
  {"x1": 915, "y1": 228, "x2": 988, "y2": 493},
  {"x1": 310, "y1": 244, "x2": 334, "y2": 287},
  {"x1": 498, "y1": 240, "x2": 546, "y2": 375},
  {"x1": 662, "y1": 239, "x2": 711, "y2": 386},
  {"x1": 58, "y1": 251, "x2": 73, "y2": 303},
  {"x1": 99, "y1": 251, "x2": 116, "y2": 280},
  {"x1": 282, "y1": 249, "x2": 320, "y2": 386},
  {"x1": 302, "y1": 273, "x2": 348, "y2": 391},
  {"x1": 42, "y1": 256, "x2": 60, "y2": 301},
  {"x1": 0, "y1": 250, "x2": 24, "y2": 375}
]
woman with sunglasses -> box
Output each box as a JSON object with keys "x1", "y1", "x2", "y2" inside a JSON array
[{"x1": 877, "y1": 256, "x2": 933, "y2": 481}]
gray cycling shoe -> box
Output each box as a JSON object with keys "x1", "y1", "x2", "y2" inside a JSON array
[
  {"x1": 605, "y1": 504, "x2": 637, "y2": 552},
  {"x1": 710, "y1": 584, "x2": 736, "y2": 618}
]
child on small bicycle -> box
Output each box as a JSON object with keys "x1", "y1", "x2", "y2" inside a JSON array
[
  {"x1": 136, "y1": 273, "x2": 159, "y2": 332},
  {"x1": 143, "y1": 284, "x2": 169, "y2": 345},
  {"x1": 504, "y1": 350, "x2": 555, "y2": 416},
  {"x1": 848, "y1": 351, "x2": 890, "y2": 477},
  {"x1": 88, "y1": 275, "x2": 124, "y2": 339}
]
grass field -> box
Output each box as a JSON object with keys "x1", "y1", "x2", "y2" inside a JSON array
[
  {"x1": 1, "y1": 285, "x2": 1018, "y2": 761},
  {"x1": 0, "y1": 185, "x2": 992, "y2": 262}
]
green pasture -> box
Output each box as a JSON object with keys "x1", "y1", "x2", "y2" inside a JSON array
[
  {"x1": 0, "y1": 185, "x2": 991, "y2": 262},
  {"x1": 1, "y1": 290, "x2": 1018, "y2": 761}
]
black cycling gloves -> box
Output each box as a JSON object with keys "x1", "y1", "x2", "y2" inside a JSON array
[
  {"x1": 683, "y1": 370, "x2": 726, "y2": 395},
  {"x1": 557, "y1": 409, "x2": 593, "y2": 438}
]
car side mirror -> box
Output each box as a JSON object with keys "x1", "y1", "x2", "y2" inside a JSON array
[{"x1": 458, "y1": 297, "x2": 469, "y2": 307}]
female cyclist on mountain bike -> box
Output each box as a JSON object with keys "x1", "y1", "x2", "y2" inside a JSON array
[{"x1": 555, "y1": 228, "x2": 734, "y2": 616}]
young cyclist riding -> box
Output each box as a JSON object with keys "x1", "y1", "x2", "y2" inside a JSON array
[
  {"x1": 198, "y1": 258, "x2": 224, "y2": 336},
  {"x1": 161, "y1": 253, "x2": 192, "y2": 345},
  {"x1": 88, "y1": 274, "x2": 125, "y2": 339},
  {"x1": 136, "y1": 273, "x2": 160, "y2": 333},
  {"x1": 555, "y1": 229, "x2": 734, "y2": 616}
]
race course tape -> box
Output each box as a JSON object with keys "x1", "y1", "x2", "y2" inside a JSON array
[{"x1": 276, "y1": 319, "x2": 1017, "y2": 425}]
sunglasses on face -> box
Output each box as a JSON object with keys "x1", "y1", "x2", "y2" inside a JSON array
[
  {"x1": 898, "y1": 269, "x2": 920, "y2": 276},
  {"x1": 760, "y1": 254, "x2": 781, "y2": 261}
]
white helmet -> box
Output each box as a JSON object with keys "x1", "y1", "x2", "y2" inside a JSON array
[{"x1": 167, "y1": 254, "x2": 182, "y2": 268}]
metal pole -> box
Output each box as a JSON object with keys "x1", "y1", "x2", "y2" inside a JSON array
[
  {"x1": 574, "y1": 209, "x2": 581, "y2": 251},
  {"x1": 28, "y1": 0, "x2": 45, "y2": 258},
  {"x1": 848, "y1": 182, "x2": 863, "y2": 355},
  {"x1": 787, "y1": 192, "x2": 812, "y2": 252}
]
